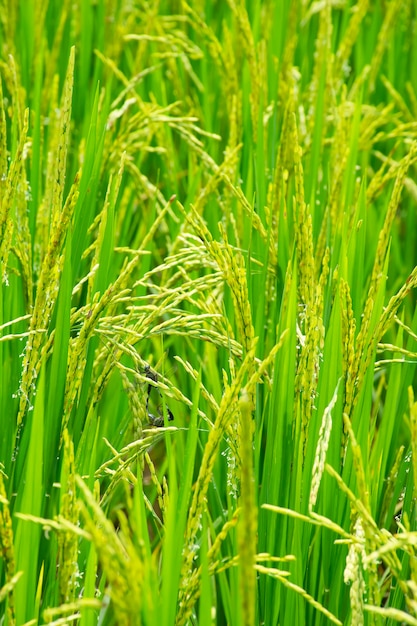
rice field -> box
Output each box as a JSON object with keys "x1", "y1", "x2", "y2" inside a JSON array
[{"x1": 1, "y1": 1, "x2": 417, "y2": 624}]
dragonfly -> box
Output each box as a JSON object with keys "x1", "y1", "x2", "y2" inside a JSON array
[{"x1": 144, "y1": 364, "x2": 175, "y2": 427}]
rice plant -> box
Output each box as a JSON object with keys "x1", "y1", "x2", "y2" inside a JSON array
[{"x1": 1, "y1": 1, "x2": 417, "y2": 625}]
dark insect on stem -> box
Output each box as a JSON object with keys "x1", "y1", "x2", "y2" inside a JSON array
[{"x1": 144, "y1": 365, "x2": 175, "y2": 427}]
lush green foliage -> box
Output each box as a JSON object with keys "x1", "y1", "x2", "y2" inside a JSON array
[{"x1": 1, "y1": 1, "x2": 417, "y2": 624}]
